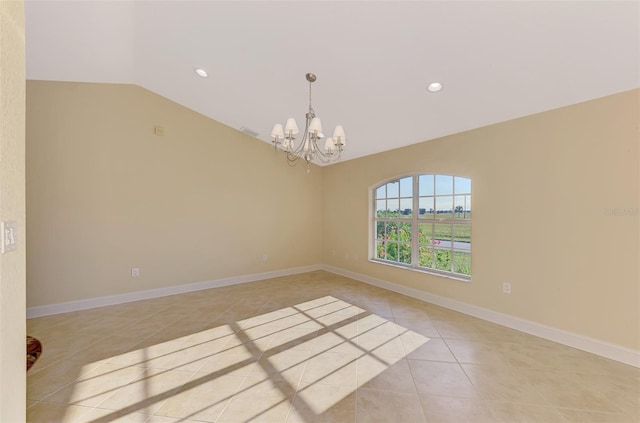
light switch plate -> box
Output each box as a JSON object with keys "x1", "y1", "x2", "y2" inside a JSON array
[{"x1": 1, "y1": 221, "x2": 17, "y2": 254}]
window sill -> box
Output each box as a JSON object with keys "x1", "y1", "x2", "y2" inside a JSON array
[{"x1": 369, "y1": 259, "x2": 471, "y2": 283}]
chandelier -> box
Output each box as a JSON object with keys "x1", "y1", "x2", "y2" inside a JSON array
[{"x1": 270, "y1": 73, "x2": 346, "y2": 167}]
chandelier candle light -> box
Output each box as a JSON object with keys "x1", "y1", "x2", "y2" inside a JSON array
[{"x1": 271, "y1": 73, "x2": 346, "y2": 168}]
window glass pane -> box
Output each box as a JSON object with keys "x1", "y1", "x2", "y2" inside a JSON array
[
  {"x1": 419, "y1": 175, "x2": 434, "y2": 196},
  {"x1": 419, "y1": 245, "x2": 434, "y2": 268},
  {"x1": 419, "y1": 197, "x2": 434, "y2": 219},
  {"x1": 386, "y1": 181, "x2": 399, "y2": 198},
  {"x1": 398, "y1": 222, "x2": 412, "y2": 242},
  {"x1": 454, "y1": 195, "x2": 471, "y2": 219},
  {"x1": 453, "y1": 223, "x2": 471, "y2": 245},
  {"x1": 375, "y1": 185, "x2": 386, "y2": 199},
  {"x1": 454, "y1": 176, "x2": 471, "y2": 195},
  {"x1": 435, "y1": 196, "x2": 453, "y2": 217},
  {"x1": 399, "y1": 244, "x2": 412, "y2": 264},
  {"x1": 376, "y1": 241, "x2": 386, "y2": 260},
  {"x1": 434, "y1": 223, "x2": 452, "y2": 249},
  {"x1": 434, "y1": 249, "x2": 451, "y2": 271},
  {"x1": 436, "y1": 175, "x2": 453, "y2": 195},
  {"x1": 384, "y1": 241, "x2": 398, "y2": 262},
  {"x1": 376, "y1": 221, "x2": 386, "y2": 239},
  {"x1": 453, "y1": 251, "x2": 471, "y2": 275},
  {"x1": 418, "y1": 222, "x2": 433, "y2": 244},
  {"x1": 385, "y1": 222, "x2": 397, "y2": 240},
  {"x1": 376, "y1": 200, "x2": 386, "y2": 217},
  {"x1": 400, "y1": 177, "x2": 413, "y2": 197},
  {"x1": 385, "y1": 198, "x2": 399, "y2": 217},
  {"x1": 399, "y1": 198, "x2": 412, "y2": 218}
]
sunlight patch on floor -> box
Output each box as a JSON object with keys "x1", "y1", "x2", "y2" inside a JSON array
[{"x1": 67, "y1": 295, "x2": 429, "y2": 421}]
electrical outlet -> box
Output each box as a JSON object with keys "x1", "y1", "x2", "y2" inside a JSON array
[
  {"x1": 502, "y1": 282, "x2": 511, "y2": 294},
  {"x1": 131, "y1": 267, "x2": 140, "y2": 277},
  {"x1": 331, "y1": 250, "x2": 336, "y2": 257},
  {"x1": 262, "y1": 254, "x2": 269, "y2": 262}
]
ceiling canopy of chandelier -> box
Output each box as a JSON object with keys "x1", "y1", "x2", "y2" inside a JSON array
[{"x1": 271, "y1": 73, "x2": 346, "y2": 167}]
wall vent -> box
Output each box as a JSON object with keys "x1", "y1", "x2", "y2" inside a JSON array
[{"x1": 240, "y1": 126, "x2": 260, "y2": 137}]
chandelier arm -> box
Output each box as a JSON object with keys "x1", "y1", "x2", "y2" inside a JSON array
[
  {"x1": 312, "y1": 144, "x2": 341, "y2": 163},
  {"x1": 286, "y1": 141, "x2": 341, "y2": 165},
  {"x1": 288, "y1": 113, "x2": 312, "y2": 159},
  {"x1": 286, "y1": 153, "x2": 298, "y2": 166}
]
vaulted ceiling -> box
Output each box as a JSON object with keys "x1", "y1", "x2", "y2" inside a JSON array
[{"x1": 25, "y1": 1, "x2": 639, "y2": 164}]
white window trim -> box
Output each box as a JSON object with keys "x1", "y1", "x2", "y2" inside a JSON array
[{"x1": 369, "y1": 173, "x2": 471, "y2": 281}]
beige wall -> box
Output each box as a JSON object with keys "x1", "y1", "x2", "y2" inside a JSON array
[
  {"x1": 0, "y1": 0, "x2": 26, "y2": 420},
  {"x1": 26, "y1": 81, "x2": 639, "y2": 352},
  {"x1": 323, "y1": 90, "x2": 640, "y2": 351},
  {"x1": 26, "y1": 81, "x2": 323, "y2": 307}
]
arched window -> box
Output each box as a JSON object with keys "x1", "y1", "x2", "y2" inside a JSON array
[{"x1": 372, "y1": 174, "x2": 471, "y2": 279}]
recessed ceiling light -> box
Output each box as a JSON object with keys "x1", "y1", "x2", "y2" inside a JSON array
[
  {"x1": 427, "y1": 82, "x2": 442, "y2": 93},
  {"x1": 195, "y1": 68, "x2": 208, "y2": 78}
]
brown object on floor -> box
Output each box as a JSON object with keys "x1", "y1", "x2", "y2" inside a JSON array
[{"x1": 27, "y1": 336, "x2": 42, "y2": 372}]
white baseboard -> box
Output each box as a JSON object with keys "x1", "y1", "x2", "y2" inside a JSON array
[
  {"x1": 27, "y1": 263, "x2": 639, "y2": 368},
  {"x1": 26, "y1": 264, "x2": 323, "y2": 319},
  {"x1": 323, "y1": 265, "x2": 640, "y2": 368}
]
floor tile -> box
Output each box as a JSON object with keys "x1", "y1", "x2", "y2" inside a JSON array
[
  {"x1": 486, "y1": 401, "x2": 568, "y2": 422},
  {"x1": 418, "y1": 394, "x2": 495, "y2": 422},
  {"x1": 409, "y1": 360, "x2": 478, "y2": 398},
  {"x1": 44, "y1": 363, "x2": 145, "y2": 407},
  {"x1": 106, "y1": 340, "x2": 187, "y2": 368},
  {"x1": 357, "y1": 357, "x2": 417, "y2": 393},
  {"x1": 301, "y1": 350, "x2": 358, "y2": 388},
  {"x1": 355, "y1": 330, "x2": 406, "y2": 359},
  {"x1": 311, "y1": 330, "x2": 361, "y2": 356},
  {"x1": 75, "y1": 407, "x2": 150, "y2": 423},
  {"x1": 403, "y1": 336, "x2": 456, "y2": 362},
  {"x1": 464, "y1": 362, "x2": 554, "y2": 405},
  {"x1": 556, "y1": 407, "x2": 633, "y2": 423},
  {"x1": 195, "y1": 341, "x2": 262, "y2": 378},
  {"x1": 288, "y1": 382, "x2": 356, "y2": 423},
  {"x1": 247, "y1": 347, "x2": 310, "y2": 385},
  {"x1": 26, "y1": 401, "x2": 93, "y2": 423},
  {"x1": 393, "y1": 317, "x2": 441, "y2": 338},
  {"x1": 216, "y1": 378, "x2": 296, "y2": 423},
  {"x1": 27, "y1": 359, "x2": 105, "y2": 401},
  {"x1": 144, "y1": 416, "x2": 206, "y2": 423},
  {"x1": 25, "y1": 271, "x2": 640, "y2": 423},
  {"x1": 445, "y1": 338, "x2": 509, "y2": 365},
  {"x1": 97, "y1": 368, "x2": 194, "y2": 415},
  {"x1": 356, "y1": 388, "x2": 426, "y2": 423},
  {"x1": 153, "y1": 372, "x2": 244, "y2": 422}
]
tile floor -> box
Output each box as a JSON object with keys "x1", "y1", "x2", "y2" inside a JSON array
[{"x1": 27, "y1": 271, "x2": 639, "y2": 422}]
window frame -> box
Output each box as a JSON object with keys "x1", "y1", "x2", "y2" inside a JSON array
[{"x1": 370, "y1": 174, "x2": 472, "y2": 281}]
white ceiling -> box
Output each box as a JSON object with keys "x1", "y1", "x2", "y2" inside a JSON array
[{"x1": 25, "y1": 1, "x2": 640, "y2": 164}]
